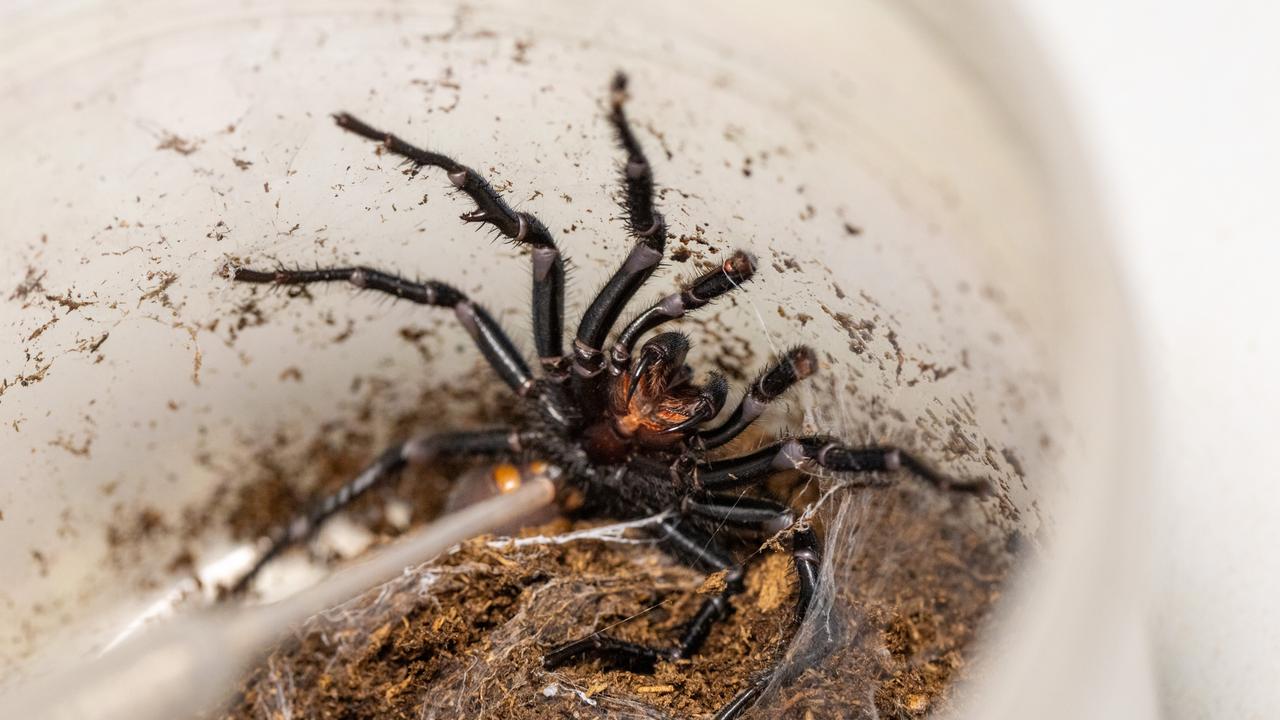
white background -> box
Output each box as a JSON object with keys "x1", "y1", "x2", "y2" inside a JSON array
[{"x1": 1024, "y1": 3, "x2": 1280, "y2": 718}]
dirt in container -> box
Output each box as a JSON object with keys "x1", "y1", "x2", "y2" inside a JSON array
[{"x1": 216, "y1": 476, "x2": 1015, "y2": 720}]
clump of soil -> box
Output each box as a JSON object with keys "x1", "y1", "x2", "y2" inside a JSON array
[
  {"x1": 219, "y1": 482, "x2": 1014, "y2": 719},
  {"x1": 223, "y1": 522, "x2": 789, "y2": 719}
]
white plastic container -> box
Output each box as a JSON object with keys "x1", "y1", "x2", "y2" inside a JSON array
[{"x1": 0, "y1": 1, "x2": 1150, "y2": 717}]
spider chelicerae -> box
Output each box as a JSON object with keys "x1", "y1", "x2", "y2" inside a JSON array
[{"x1": 229, "y1": 72, "x2": 985, "y2": 719}]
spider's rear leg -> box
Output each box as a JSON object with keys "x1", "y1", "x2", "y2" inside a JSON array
[
  {"x1": 228, "y1": 428, "x2": 528, "y2": 595},
  {"x1": 233, "y1": 267, "x2": 538, "y2": 399},
  {"x1": 676, "y1": 496, "x2": 821, "y2": 720},
  {"x1": 542, "y1": 507, "x2": 816, "y2": 720},
  {"x1": 333, "y1": 113, "x2": 569, "y2": 380},
  {"x1": 683, "y1": 494, "x2": 821, "y2": 620},
  {"x1": 685, "y1": 441, "x2": 987, "y2": 718},
  {"x1": 542, "y1": 517, "x2": 745, "y2": 672},
  {"x1": 713, "y1": 542, "x2": 821, "y2": 720}
]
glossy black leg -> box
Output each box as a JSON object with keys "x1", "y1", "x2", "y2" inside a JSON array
[
  {"x1": 696, "y1": 346, "x2": 818, "y2": 449},
  {"x1": 609, "y1": 250, "x2": 756, "y2": 371},
  {"x1": 714, "y1": 685, "x2": 764, "y2": 720},
  {"x1": 682, "y1": 496, "x2": 823, "y2": 720},
  {"x1": 229, "y1": 429, "x2": 523, "y2": 593},
  {"x1": 234, "y1": 266, "x2": 534, "y2": 396},
  {"x1": 542, "y1": 518, "x2": 744, "y2": 671},
  {"x1": 709, "y1": 532, "x2": 819, "y2": 720},
  {"x1": 333, "y1": 112, "x2": 569, "y2": 380},
  {"x1": 696, "y1": 436, "x2": 988, "y2": 494},
  {"x1": 683, "y1": 495, "x2": 820, "y2": 621},
  {"x1": 571, "y1": 73, "x2": 669, "y2": 402},
  {"x1": 682, "y1": 494, "x2": 795, "y2": 533},
  {"x1": 542, "y1": 635, "x2": 668, "y2": 673}
]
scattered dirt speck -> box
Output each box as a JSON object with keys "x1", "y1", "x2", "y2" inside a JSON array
[
  {"x1": 30, "y1": 550, "x2": 49, "y2": 578},
  {"x1": 48, "y1": 433, "x2": 92, "y2": 457},
  {"x1": 9, "y1": 266, "x2": 48, "y2": 304},
  {"x1": 156, "y1": 133, "x2": 200, "y2": 155},
  {"x1": 44, "y1": 292, "x2": 93, "y2": 312},
  {"x1": 138, "y1": 271, "x2": 178, "y2": 308}
]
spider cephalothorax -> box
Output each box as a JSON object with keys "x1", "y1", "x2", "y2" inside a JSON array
[{"x1": 229, "y1": 72, "x2": 983, "y2": 719}]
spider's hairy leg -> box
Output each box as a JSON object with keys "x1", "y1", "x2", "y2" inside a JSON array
[
  {"x1": 607, "y1": 72, "x2": 665, "y2": 243},
  {"x1": 696, "y1": 436, "x2": 990, "y2": 494},
  {"x1": 571, "y1": 72, "x2": 668, "y2": 406},
  {"x1": 714, "y1": 686, "x2": 768, "y2": 720},
  {"x1": 682, "y1": 494, "x2": 820, "y2": 620},
  {"x1": 333, "y1": 112, "x2": 569, "y2": 380},
  {"x1": 233, "y1": 266, "x2": 536, "y2": 397},
  {"x1": 685, "y1": 436, "x2": 991, "y2": 718},
  {"x1": 713, "y1": 529, "x2": 822, "y2": 720},
  {"x1": 673, "y1": 497, "x2": 822, "y2": 720},
  {"x1": 610, "y1": 249, "x2": 757, "y2": 371},
  {"x1": 228, "y1": 429, "x2": 527, "y2": 594},
  {"x1": 542, "y1": 518, "x2": 744, "y2": 672},
  {"x1": 696, "y1": 346, "x2": 819, "y2": 449}
]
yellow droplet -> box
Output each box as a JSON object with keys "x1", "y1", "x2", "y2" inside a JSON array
[{"x1": 493, "y1": 463, "x2": 522, "y2": 494}]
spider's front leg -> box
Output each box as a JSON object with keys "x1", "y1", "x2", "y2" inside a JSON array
[
  {"x1": 696, "y1": 346, "x2": 819, "y2": 450},
  {"x1": 571, "y1": 72, "x2": 669, "y2": 411},
  {"x1": 609, "y1": 249, "x2": 757, "y2": 370},
  {"x1": 234, "y1": 267, "x2": 538, "y2": 397},
  {"x1": 333, "y1": 113, "x2": 570, "y2": 381}
]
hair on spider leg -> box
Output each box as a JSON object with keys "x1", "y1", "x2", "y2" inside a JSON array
[{"x1": 221, "y1": 72, "x2": 993, "y2": 720}]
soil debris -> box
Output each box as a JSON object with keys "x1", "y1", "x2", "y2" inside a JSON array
[
  {"x1": 157, "y1": 132, "x2": 200, "y2": 155},
  {"x1": 217, "y1": 484, "x2": 1011, "y2": 720}
]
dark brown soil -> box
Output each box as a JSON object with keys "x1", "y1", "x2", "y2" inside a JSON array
[{"x1": 219, "y1": 480, "x2": 1013, "y2": 720}]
